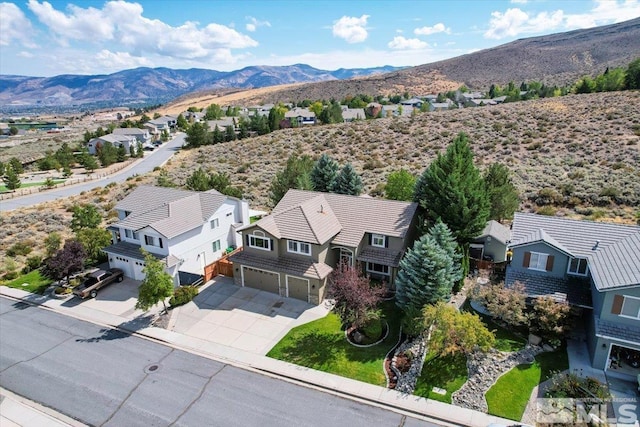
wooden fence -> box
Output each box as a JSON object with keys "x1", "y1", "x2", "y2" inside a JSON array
[{"x1": 203, "y1": 247, "x2": 242, "y2": 282}]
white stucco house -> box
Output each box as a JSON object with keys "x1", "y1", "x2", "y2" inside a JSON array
[
  {"x1": 87, "y1": 134, "x2": 137, "y2": 155},
  {"x1": 103, "y1": 185, "x2": 250, "y2": 286}
]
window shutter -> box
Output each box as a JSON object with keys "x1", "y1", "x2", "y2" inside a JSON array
[
  {"x1": 523, "y1": 251, "x2": 531, "y2": 268},
  {"x1": 385, "y1": 237, "x2": 389, "y2": 248},
  {"x1": 368, "y1": 234, "x2": 372, "y2": 245},
  {"x1": 611, "y1": 295, "x2": 624, "y2": 315},
  {"x1": 159, "y1": 238, "x2": 163, "y2": 248},
  {"x1": 545, "y1": 255, "x2": 555, "y2": 271},
  {"x1": 270, "y1": 239, "x2": 274, "y2": 251},
  {"x1": 245, "y1": 234, "x2": 249, "y2": 246}
]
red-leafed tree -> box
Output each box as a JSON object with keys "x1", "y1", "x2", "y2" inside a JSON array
[
  {"x1": 328, "y1": 263, "x2": 385, "y2": 329},
  {"x1": 43, "y1": 239, "x2": 86, "y2": 285}
]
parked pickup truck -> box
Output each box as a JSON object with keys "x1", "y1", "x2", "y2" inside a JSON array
[{"x1": 73, "y1": 268, "x2": 124, "y2": 299}]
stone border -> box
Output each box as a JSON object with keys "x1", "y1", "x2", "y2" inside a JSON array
[
  {"x1": 385, "y1": 326, "x2": 404, "y2": 388},
  {"x1": 345, "y1": 320, "x2": 390, "y2": 348}
]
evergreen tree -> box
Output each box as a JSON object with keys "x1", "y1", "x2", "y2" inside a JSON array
[
  {"x1": 80, "y1": 151, "x2": 98, "y2": 172},
  {"x1": 97, "y1": 141, "x2": 117, "y2": 167},
  {"x1": 136, "y1": 250, "x2": 174, "y2": 313},
  {"x1": 269, "y1": 154, "x2": 314, "y2": 206},
  {"x1": 3, "y1": 165, "x2": 21, "y2": 190},
  {"x1": 176, "y1": 113, "x2": 189, "y2": 129},
  {"x1": 414, "y1": 132, "x2": 489, "y2": 286},
  {"x1": 156, "y1": 169, "x2": 176, "y2": 188},
  {"x1": 116, "y1": 144, "x2": 127, "y2": 162},
  {"x1": 310, "y1": 154, "x2": 339, "y2": 192},
  {"x1": 385, "y1": 169, "x2": 416, "y2": 201},
  {"x1": 186, "y1": 168, "x2": 211, "y2": 191},
  {"x1": 395, "y1": 223, "x2": 462, "y2": 314},
  {"x1": 212, "y1": 125, "x2": 224, "y2": 144},
  {"x1": 224, "y1": 125, "x2": 236, "y2": 141},
  {"x1": 332, "y1": 163, "x2": 363, "y2": 196},
  {"x1": 268, "y1": 104, "x2": 287, "y2": 131},
  {"x1": 625, "y1": 58, "x2": 640, "y2": 90},
  {"x1": 9, "y1": 157, "x2": 23, "y2": 174},
  {"x1": 484, "y1": 163, "x2": 520, "y2": 221},
  {"x1": 184, "y1": 122, "x2": 209, "y2": 148}
]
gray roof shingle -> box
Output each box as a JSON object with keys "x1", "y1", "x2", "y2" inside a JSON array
[
  {"x1": 229, "y1": 251, "x2": 332, "y2": 280},
  {"x1": 511, "y1": 213, "x2": 640, "y2": 291},
  {"x1": 505, "y1": 268, "x2": 592, "y2": 308},
  {"x1": 475, "y1": 220, "x2": 511, "y2": 244},
  {"x1": 357, "y1": 247, "x2": 403, "y2": 267},
  {"x1": 115, "y1": 186, "x2": 227, "y2": 239},
  {"x1": 102, "y1": 241, "x2": 180, "y2": 267},
  {"x1": 596, "y1": 317, "x2": 640, "y2": 343}
]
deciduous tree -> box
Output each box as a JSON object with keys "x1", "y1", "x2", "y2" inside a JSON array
[
  {"x1": 44, "y1": 232, "x2": 62, "y2": 258},
  {"x1": 472, "y1": 281, "x2": 527, "y2": 327},
  {"x1": 530, "y1": 296, "x2": 572, "y2": 340},
  {"x1": 136, "y1": 250, "x2": 174, "y2": 313},
  {"x1": 43, "y1": 240, "x2": 86, "y2": 285},
  {"x1": 328, "y1": 263, "x2": 385, "y2": 329},
  {"x1": 385, "y1": 169, "x2": 416, "y2": 201},
  {"x1": 71, "y1": 204, "x2": 102, "y2": 232},
  {"x1": 76, "y1": 228, "x2": 112, "y2": 263}
]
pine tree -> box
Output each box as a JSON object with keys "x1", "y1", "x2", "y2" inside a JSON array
[
  {"x1": 186, "y1": 168, "x2": 211, "y2": 191},
  {"x1": 3, "y1": 165, "x2": 21, "y2": 190},
  {"x1": 332, "y1": 163, "x2": 363, "y2": 196},
  {"x1": 212, "y1": 125, "x2": 224, "y2": 144},
  {"x1": 311, "y1": 154, "x2": 339, "y2": 192},
  {"x1": 395, "y1": 223, "x2": 462, "y2": 314},
  {"x1": 484, "y1": 163, "x2": 520, "y2": 221},
  {"x1": 269, "y1": 154, "x2": 314, "y2": 206}
]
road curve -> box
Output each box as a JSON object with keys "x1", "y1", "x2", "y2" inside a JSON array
[{"x1": 0, "y1": 133, "x2": 186, "y2": 212}]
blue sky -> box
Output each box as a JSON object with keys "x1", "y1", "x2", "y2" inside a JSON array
[{"x1": 1, "y1": 0, "x2": 639, "y2": 77}]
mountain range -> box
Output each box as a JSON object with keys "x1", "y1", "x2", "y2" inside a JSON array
[{"x1": 0, "y1": 64, "x2": 402, "y2": 109}]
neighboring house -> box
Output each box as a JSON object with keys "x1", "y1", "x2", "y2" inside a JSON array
[
  {"x1": 144, "y1": 116, "x2": 177, "y2": 135},
  {"x1": 103, "y1": 185, "x2": 250, "y2": 286},
  {"x1": 207, "y1": 117, "x2": 238, "y2": 131},
  {"x1": 506, "y1": 212, "x2": 640, "y2": 373},
  {"x1": 401, "y1": 97, "x2": 424, "y2": 109},
  {"x1": 469, "y1": 99, "x2": 497, "y2": 107},
  {"x1": 471, "y1": 220, "x2": 511, "y2": 263},
  {"x1": 284, "y1": 108, "x2": 316, "y2": 125},
  {"x1": 112, "y1": 127, "x2": 152, "y2": 144},
  {"x1": 429, "y1": 100, "x2": 455, "y2": 111},
  {"x1": 230, "y1": 189, "x2": 418, "y2": 304},
  {"x1": 87, "y1": 134, "x2": 137, "y2": 155},
  {"x1": 341, "y1": 107, "x2": 366, "y2": 122}
]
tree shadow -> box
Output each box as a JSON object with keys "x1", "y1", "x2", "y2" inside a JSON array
[
  {"x1": 75, "y1": 315, "x2": 155, "y2": 343},
  {"x1": 275, "y1": 331, "x2": 341, "y2": 367}
]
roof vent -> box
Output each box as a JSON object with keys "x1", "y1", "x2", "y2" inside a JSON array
[
  {"x1": 319, "y1": 204, "x2": 324, "y2": 214},
  {"x1": 593, "y1": 240, "x2": 600, "y2": 250}
]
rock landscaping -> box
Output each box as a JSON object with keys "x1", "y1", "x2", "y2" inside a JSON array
[{"x1": 389, "y1": 336, "x2": 428, "y2": 394}]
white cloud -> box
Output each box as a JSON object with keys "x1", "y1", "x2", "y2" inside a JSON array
[
  {"x1": 26, "y1": 0, "x2": 258, "y2": 62},
  {"x1": 18, "y1": 51, "x2": 34, "y2": 58},
  {"x1": 388, "y1": 36, "x2": 428, "y2": 50},
  {"x1": 0, "y1": 2, "x2": 36, "y2": 47},
  {"x1": 484, "y1": 1, "x2": 640, "y2": 39},
  {"x1": 245, "y1": 16, "x2": 271, "y2": 32},
  {"x1": 511, "y1": 0, "x2": 528, "y2": 3},
  {"x1": 95, "y1": 50, "x2": 152, "y2": 70},
  {"x1": 332, "y1": 15, "x2": 369, "y2": 43},
  {"x1": 414, "y1": 22, "x2": 451, "y2": 36}
]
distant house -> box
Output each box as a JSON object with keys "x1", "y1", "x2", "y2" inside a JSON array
[
  {"x1": 506, "y1": 213, "x2": 640, "y2": 374},
  {"x1": 401, "y1": 97, "x2": 424, "y2": 109},
  {"x1": 112, "y1": 127, "x2": 151, "y2": 144},
  {"x1": 470, "y1": 99, "x2": 497, "y2": 107},
  {"x1": 429, "y1": 100, "x2": 454, "y2": 111},
  {"x1": 144, "y1": 116, "x2": 176, "y2": 135},
  {"x1": 230, "y1": 190, "x2": 418, "y2": 304},
  {"x1": 471, "y1": 220, "x2": 511, "y2": 263},
  {"x1": 284, "y1": 108, "x2": 316, "y2": 125},
  {"x1": 87, "y1": 134, "x2": 137, "y2": 155},
  {"x1": 103, "y1": 186, "x2": 250, "y2": 285},
  {"x1": 341, "y1": 107, "x2": 366, "y2": 122},
  {"x1": 207, "y1": 117, "x2": 238, "y2": 131}
]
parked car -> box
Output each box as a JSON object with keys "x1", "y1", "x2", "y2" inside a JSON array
[{"x1": 73, "y1": 268, "x2": 124, "y2": 299}]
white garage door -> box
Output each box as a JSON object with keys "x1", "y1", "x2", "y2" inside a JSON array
[
  {"x1": 132, "y1": 260, "x2": 146, "y2": 280},
  {"x1": 109, "y1": 255, "x2": 132, "y2": 277}
]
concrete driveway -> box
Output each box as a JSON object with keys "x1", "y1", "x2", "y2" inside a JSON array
[
  {"x1": 60, "y1": 277, "x2": 145, "y2": 318},
  {"x1": 170, "y1": 277, "x2": 330, "y2": 355}
]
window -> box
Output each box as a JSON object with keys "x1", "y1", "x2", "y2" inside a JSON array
[
  {"x1": 145, "y1": 235, "x2": 161, "y2": 247},
  {"x1": 248, "y1": 233, "x2": 271, "y2": 251},
  {"x1": 288, "y1": 240, "x2": 311, "y2": 255},
  {"x1": 621, "y1": 296, "x2": 640, "y2": 319},
  {"x1": 125, "y1": 229, "x2": 132, "y2": 239},
  {"x1": 124, "y1": 210, "x2": 131, "y2": 217},
  {"x1": 529, "y1": 252, "x2": 549, "y2": 271},
  {"x1": 340, "y1": 248, "x2": 353, "y2": 266},
  {"x1": 367, "y1": 262, "x2": 390, "y2": 275},
  {"x1": 212, "y1": 240, "x2": 221, "y2": 252},
  {"x1": 132, "y1": 231, "x2": 139, "y2": 240},
  {"x1": 568, "y1": 258, "x2": 588, "y2": 276},
  {"x1": 210, "y1": 218, "x2": 219, "y2": 229},
  {"x1": 371, "y1": 234, "x2": 386, "y2": 248}
]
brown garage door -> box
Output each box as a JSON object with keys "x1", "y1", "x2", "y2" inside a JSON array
[
  {"x1": 242, "y1": 267, "x2": 279, "y2": 295},
  {"x1": 287, "y1": 276, "x2": 309, "y2": 302}
]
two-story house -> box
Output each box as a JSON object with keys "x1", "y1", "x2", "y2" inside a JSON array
[
  {"x1": 230, "y1": 189, "x2": 418, "y2": 304},
  {"x1": 87, "y1": 134, "x2": 137, "y2": 155},
  {"x1": 112, "y1": 127, "x2": 152, "y2": 145},
  {"x1": 103, "y1": 185, "x2": 250, "y2": 286},
  {"x1": 506, "y1": 212, "x2": 640, "y2": 374}
]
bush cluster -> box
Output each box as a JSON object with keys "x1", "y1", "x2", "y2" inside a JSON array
[{"x1": 169, "y1": 285, "x2": 199, "y2": 307}]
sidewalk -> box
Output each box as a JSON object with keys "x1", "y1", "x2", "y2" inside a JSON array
[
  {"x1": 0, "y1": 285, "x2": 516, "y2": 427},
  {"x1": 0, "y1": 388, "x2": 85, "y2": 427}
]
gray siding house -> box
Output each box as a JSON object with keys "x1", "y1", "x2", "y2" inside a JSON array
[
  {"x1": 507, "y1": 213, "x2": 640, "y2": 373},
  {"x1": 230, "y1": 190, "x2": 418, "y2": 304}
]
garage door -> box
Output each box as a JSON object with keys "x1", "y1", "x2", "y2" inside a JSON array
[
  {"x1": 242, "y1": 266, "x2": 280, "y2": 295},
  {"x1": 109, "y1": 256, "x2": 132, "y2": 277},
  {"x1": 132, "y1": 260, "x2": 146, "y2": 280},
  {"x1": 286, "y1": 276, "x2": 309, "y2": 302}
]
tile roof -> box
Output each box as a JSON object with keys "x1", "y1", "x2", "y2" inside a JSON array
[
  {"x1": 357, "y1": 247, "x2": 403, "y2": 267},
  {"x1": 595, "y1": 317, "x2": 640, "y2": 343},
  {"x1": 115, "y1": 186, "x2": 227, "y2": 239},
  {"x1": 511, "y1": 213, "x2": 640, "y2": 291},
  {"x1": 269, "y1": 190, "x2": 418, "y2": 248},
  {"x1": 112, "y1": 128, "x2": 148, "y2": 135},
  {"x1": 229, "y1": 251, "x2": 333, "y2": 280},
  {"x1": 505, "y1": 269, "x2": 592, "y2": 308},
  {"x1": 102, "y1": 241, "x2": 180, "y2": 267},
  {"x1": 475, "y1": 220, "x2": 511, "y2": 244}
]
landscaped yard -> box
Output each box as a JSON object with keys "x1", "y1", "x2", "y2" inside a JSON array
[
  {"x1": 0, "y1": 179, "x2": 65, "y2": 192},
  {"x1": 462, "y1": 300, "x2": 527, "y2": 352},
  {"x1": 413, "y1": 351, "x2": 467, "y2": 403},
  {"x1": 267, "y1": 301, "x2": 402, "y2": 386},
  {"x1": 1, "y1": 270, "x2": 52, "y2": 294},
  {"x1": 485, "y1": 346, "x2": 569, "y2": 421}
]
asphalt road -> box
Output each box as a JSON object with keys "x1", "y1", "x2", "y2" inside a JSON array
[
  {"x1": 0, "y1": 297, "x2": 440, "y2": 427},
  {"x1": 0, "y1": 133, "x2": 186, "y2": 212}
]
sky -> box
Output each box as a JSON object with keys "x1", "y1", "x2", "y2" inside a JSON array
[{"x1": 1, "y1": 0, "x2": 639, "y2": 77}]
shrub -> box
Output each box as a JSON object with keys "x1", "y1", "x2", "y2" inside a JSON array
[
  {"x1": 169, "y1": 285, "x2": 199, "y2": 307},
  {"x1": 22, "y1": 255, "x2": 43, "y2": 274},
  {"x1": 6, "y1": 241, "x2": 33, "y2": 257},
  {"x1": 537, "y1": 206, "x2": 557, "y2": 216},
  {"x1": 361, "y1": 318, "x2": 383, "y2": 339}
]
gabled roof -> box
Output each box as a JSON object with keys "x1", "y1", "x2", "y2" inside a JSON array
[
  {"x1": 115, "y1": 186, "x2": 228, "y2": 239},
  {"x1": 257, "y1": 189, "x2": 418, "y2": 248},
  {"x1": 112, "y1": 128, "x2": 148, "y2": 135},
  {"x1": 475, "y1": 220, "x2": 511, "y2": 245},
  {"x1": 511, "y1": 213, "x2": 640, "y2": 291},
  {"x1": 92, "y1": 134, "x2": 135, "y2": 144},
  {"x1": 284, "y1": 108, "x2": 315, "y2": 118}
]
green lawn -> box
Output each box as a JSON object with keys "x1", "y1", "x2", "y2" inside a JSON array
[
  {"x1": 486, "y1": 346, "x2": 569, "y2": 420},
  {"x1": 267, "y1": 301, "x2": 402, "y2": 386},
  {"x1": 1, "y1": 270, "x2": 52, "y2": 294},
  {"x1": 0, "y1": 179, "x2": 65, "y2": 192},
  {"x1": 414, "y1": 351, "x2": 468, "y2": 403}
]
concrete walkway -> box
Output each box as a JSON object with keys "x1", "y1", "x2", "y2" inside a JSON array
[
  {"x1": 0, "y1": 283, "x2": 516, "y2": 427},
  {"x1": 1, "y1": 388, "x2": 85, "y2": 427}
]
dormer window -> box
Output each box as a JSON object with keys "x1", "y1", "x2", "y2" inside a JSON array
[
  {"x1": 288, "y1": 240, "x2": 311, "y2": 256},
  {"x1": 567, "y1": 258, "x2": 588, "y2": 276},
  {"x1": 371, "y1": 234, "x2": 387, "y2": 248}
]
